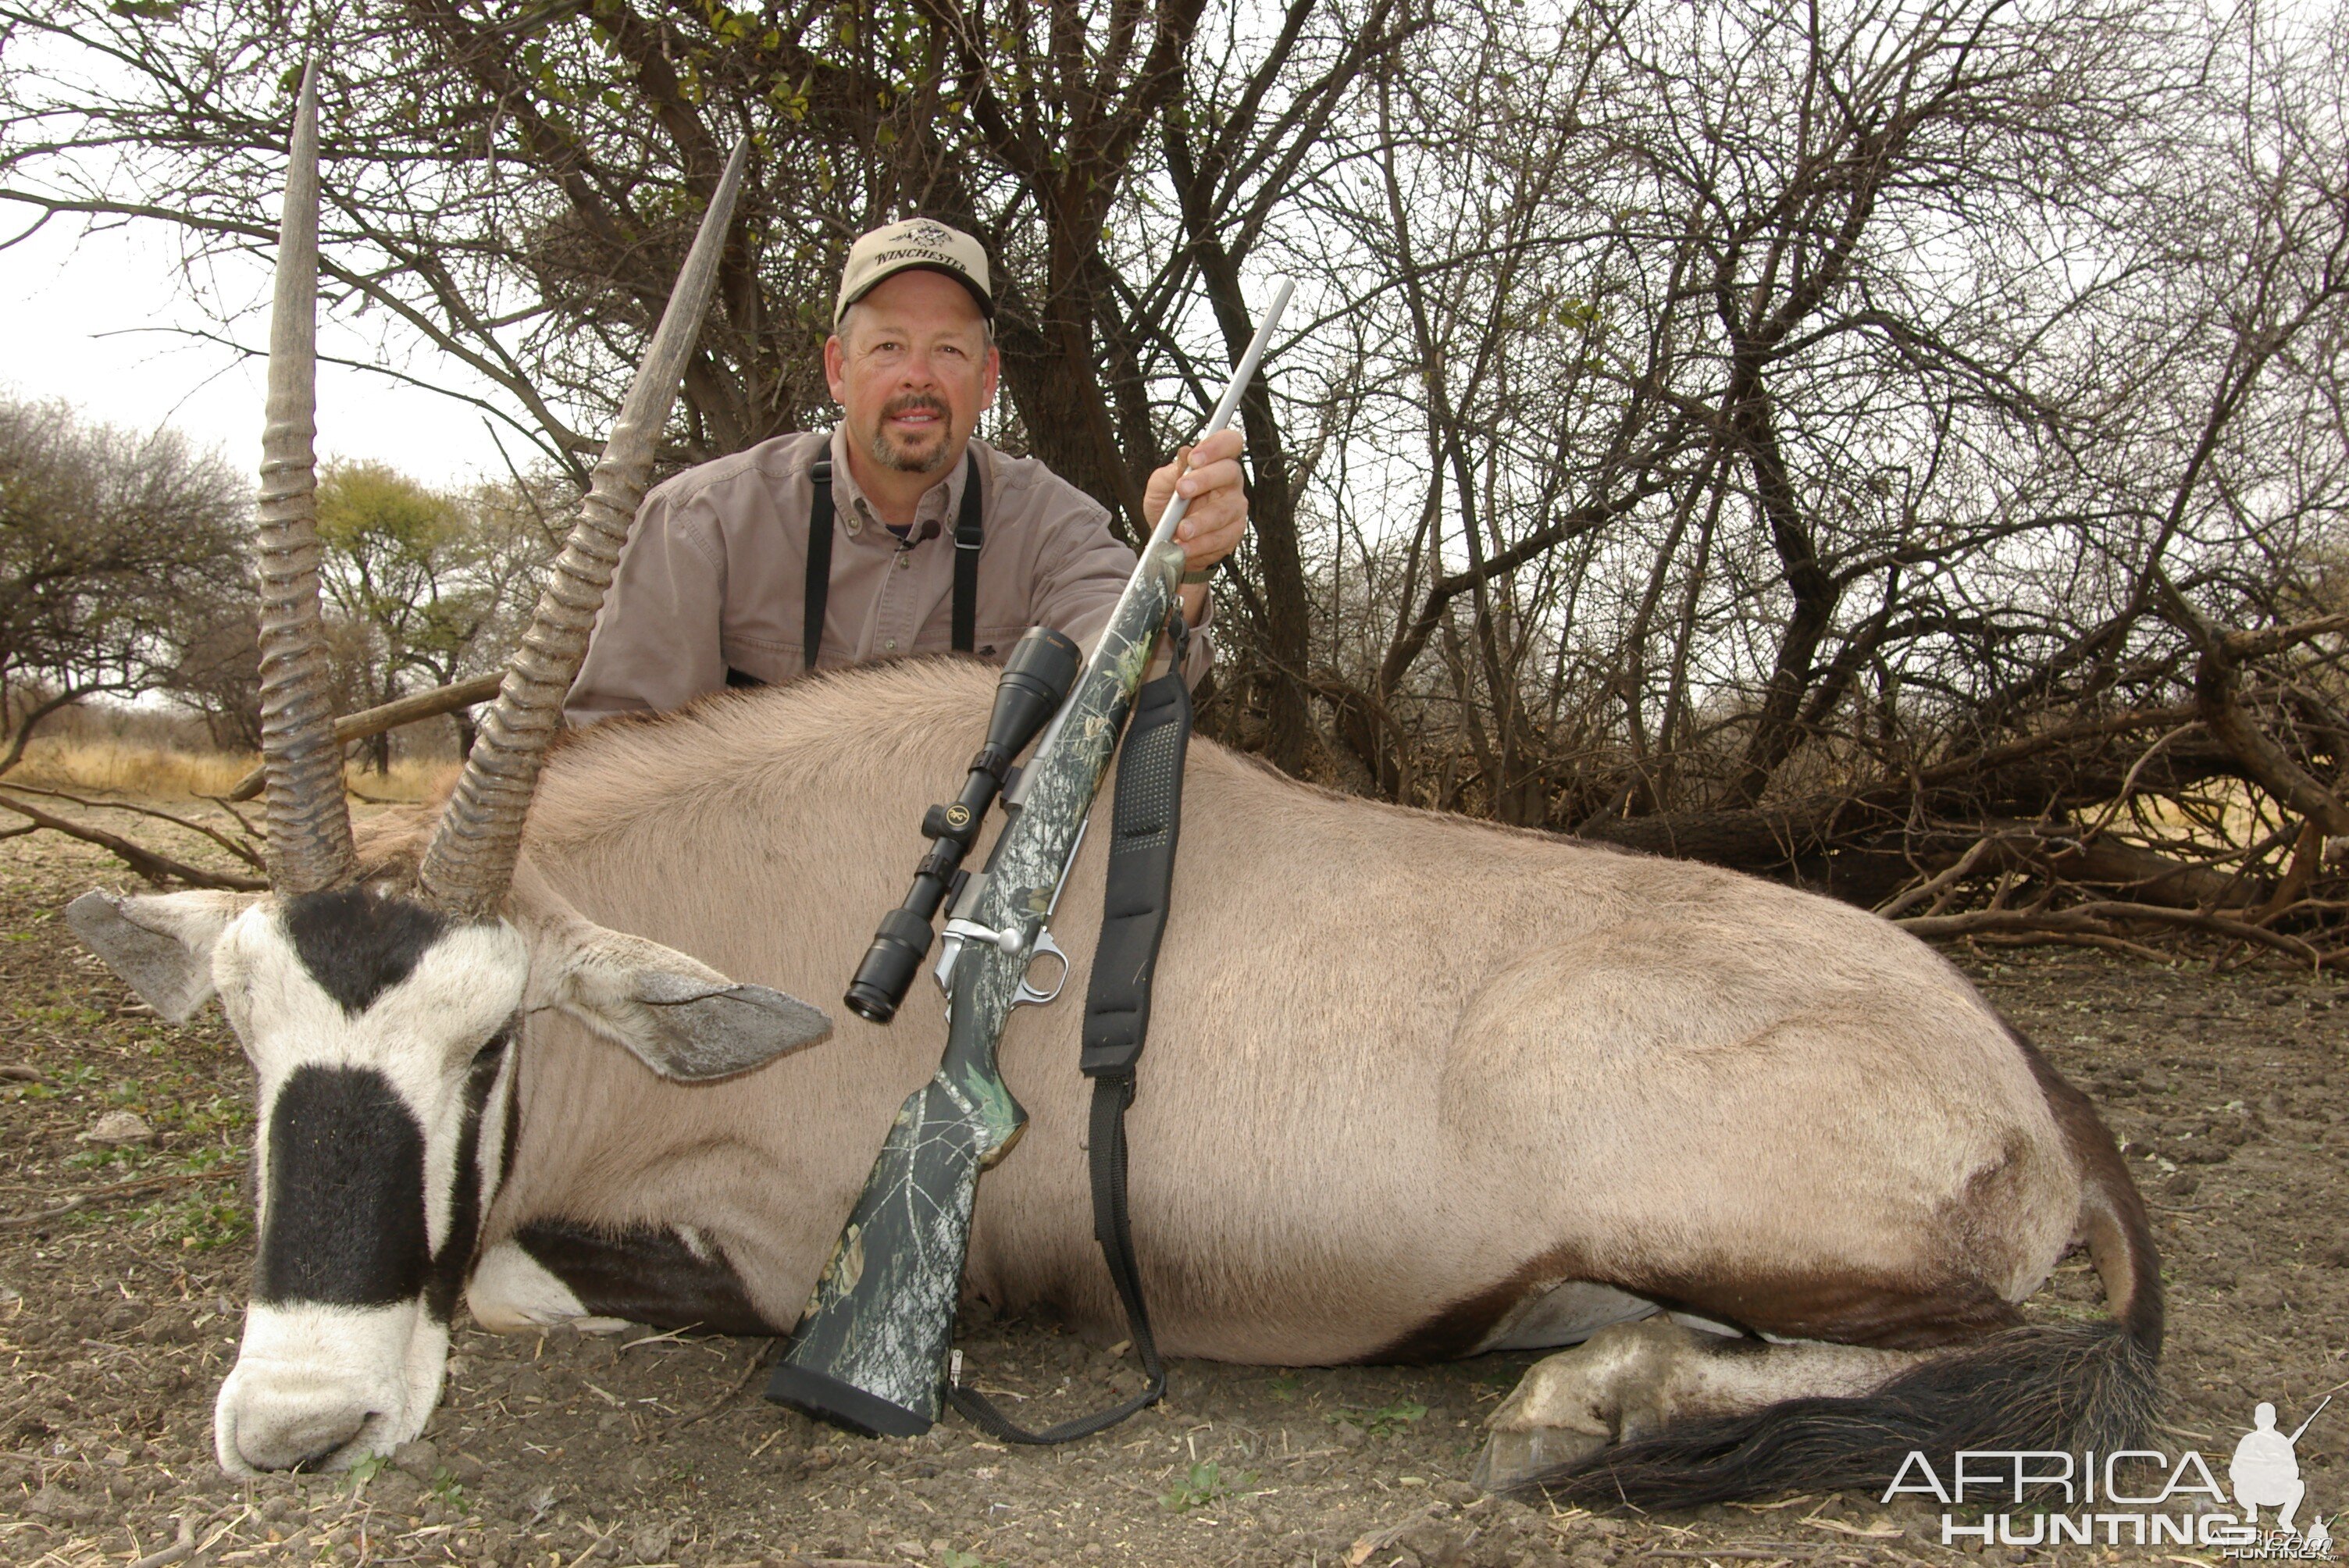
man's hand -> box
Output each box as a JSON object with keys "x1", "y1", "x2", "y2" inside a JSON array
[
  {"x1": 1144, "y1": 426, "x2": 1249, "y2": 572},
  {"x1": 1143, "y1": 427, "x2": 1247, "y2": 629}
]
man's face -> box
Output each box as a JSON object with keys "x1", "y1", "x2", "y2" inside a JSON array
[{"x1": 825, "y1": 270, "x2": 999, "y2": 479}]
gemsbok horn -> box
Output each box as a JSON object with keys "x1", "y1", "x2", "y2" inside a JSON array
[{"x1": 419, "y1": 139, "x2": 750, "y2": 917}]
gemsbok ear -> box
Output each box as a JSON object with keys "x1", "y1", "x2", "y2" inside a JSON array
[
  {"x1": 65, "y1": 889, "x2": 262, "y2": 1025},
  {"x1": 510, "y1": 865, "x2": 832, "y2": 1081},
  {"x1": 554, "y1": 935, "x2": 836, "y2": 1080}
]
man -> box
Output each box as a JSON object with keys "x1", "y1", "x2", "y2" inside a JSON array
[{"x1": 567, "y1": 218, "x2": 1249, "y2": 723}]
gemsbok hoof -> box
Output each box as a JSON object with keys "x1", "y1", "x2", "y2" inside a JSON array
[
  {"x1": 1474, "y1": 1423, "x2": 1610, "y2": 1493},
  {"x1": 1475, "y1": 1317, "x2": 1698, "y2": 1491}
]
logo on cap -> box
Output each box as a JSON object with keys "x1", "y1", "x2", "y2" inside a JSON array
[{"x1": 835, "y1": 216, "x2": 995, "y2": 328}]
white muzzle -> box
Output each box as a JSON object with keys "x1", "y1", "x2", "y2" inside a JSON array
[{"x1": 214, "y1": 1300, "x2": 447, "y2": 1474}]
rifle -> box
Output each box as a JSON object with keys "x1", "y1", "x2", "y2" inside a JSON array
[{"x1": 767, "y1": 282, "x2": 1293, "y2": 1438}]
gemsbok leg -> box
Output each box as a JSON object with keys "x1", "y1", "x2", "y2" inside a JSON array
[
  {"x1": 1475, "y1": 1029, "x2": 2162, "y2": 1505},
  {"x1": 469, "y1": 1224, "x2": 781, "y2": 1336}
]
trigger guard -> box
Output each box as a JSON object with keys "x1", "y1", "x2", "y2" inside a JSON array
[{"x1": 1011, "y1": 928, "x2": 1068, "y2": 1008}]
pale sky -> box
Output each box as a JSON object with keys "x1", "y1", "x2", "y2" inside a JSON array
[{"x1": 2, "y1": 210, "x2": 515, "y2": 489}]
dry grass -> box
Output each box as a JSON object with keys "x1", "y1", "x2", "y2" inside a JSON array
[
  {"x1": 9, "y1": 737, "x2": 251, "y2": 797},
  {"x1": 5, "y1": 737, "x2": 449, "y2": 802}
]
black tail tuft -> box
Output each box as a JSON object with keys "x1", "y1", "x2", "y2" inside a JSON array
[{"x1": 1514, "y1": 1320, "x2": 2160, "y2": 1510}]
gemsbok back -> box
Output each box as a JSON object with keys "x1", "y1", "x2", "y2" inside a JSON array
[{"x1": 68, "y1": 79, "x2": 2160, "y2": 1505}]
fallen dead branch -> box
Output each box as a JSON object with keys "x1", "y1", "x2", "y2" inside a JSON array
[
  {"x1": 0, "y1": 1196, "x2": 84, "y2": 1229},
  {"x1": 223, "y1": 672, "x2": 502, "y2": 800},
  {"x1": 0, "y1": 781, "x2": 262, "y2": 868},
  {"x1": 1576, "y1": 704, "x2": 2230, "y2": 902},
  {"x1": 660, "y1": 1339, "x2": 777, "y2": 1434},
  {"x1": 0, "y1": 1167, "x2": 233, "y2": 1230},
  {"x1": 2182, "y1": 601, "x2": 2349, "y2": 837},
  {"x1": 127, "y1": 1518, "x2": 198, "y2": 1568},
  {"x1": 1, "y1": 678, "x2": 494, "y2": 887},
  {"x1": 1899, "y1": 901, "x2": 2331, "y2": 966},
  {"x1": 1874, "y1": 831, "x2": 2017, "y2": 920},
  {"x1": 1568, "y1": 607, "x2": 2349, "y2": 969},
  {"x1": 0, "y1": 789, "x2": 264, "y2": 891}
]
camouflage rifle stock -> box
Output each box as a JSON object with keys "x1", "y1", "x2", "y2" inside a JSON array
[{"x1": 767, "y1": 281, "x2": 1293, "y2": 1438}]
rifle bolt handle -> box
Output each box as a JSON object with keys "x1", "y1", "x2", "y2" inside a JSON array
[{"x1": 944, "y1": 918, "x2": 1025, "y2": 957}]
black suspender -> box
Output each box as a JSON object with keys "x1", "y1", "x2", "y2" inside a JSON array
[
  {"x1": 804, "y1": 449, "x2": 982, "y2": 674},
  {"x1": 950, "y1": 453, "x2": 983, "y2": 655},
  {"x1": 802, "y1": 458, "x2": 835, "y2": 673}
]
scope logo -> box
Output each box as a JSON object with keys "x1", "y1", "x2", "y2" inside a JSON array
[{"x1": 1881, "y1": 1399, "x2": 2332, "y2": 1558}]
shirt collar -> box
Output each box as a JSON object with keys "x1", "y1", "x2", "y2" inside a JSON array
[{"x1": 825, "y1": 428, "x2": 978, "y2": 543}]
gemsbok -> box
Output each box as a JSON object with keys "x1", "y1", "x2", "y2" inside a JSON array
[{"x1": 67, "y1": 78, "x2": 2159, "y2": 1505}]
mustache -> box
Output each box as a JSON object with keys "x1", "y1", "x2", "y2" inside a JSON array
[{"x1": 882, "y1": 394, "x2": 950, "y2": 423}]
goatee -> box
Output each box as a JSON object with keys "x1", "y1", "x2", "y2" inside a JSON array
[{"x1": 870, "y1": 396, "x2": 953, "y2": 472}]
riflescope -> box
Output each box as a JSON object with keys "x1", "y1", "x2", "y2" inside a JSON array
[{"x1": 843, "y1": 625, "x2": 1082, "y2": 1024}]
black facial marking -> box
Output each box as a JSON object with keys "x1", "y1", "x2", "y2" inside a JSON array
[
  {"x1": 516, "y1": 1220, "x2": 776, "y2": 1335},
  {"x1": 256, "y1": 1065, "x2": 430, "y2": 1307},
  {"x1": 497, "y1": 1053, "x2": 521, "y2": 1196},
  {"x1": 283, "y1": 888, "x2": 449, "y2": 1016},
  {"x1": 428, "y1": 1032, "x2": 511, "y2": 1324}
]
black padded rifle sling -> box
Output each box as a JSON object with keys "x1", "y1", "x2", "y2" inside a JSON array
[
  {"x1": 803, "y1": 450, "x2": 984, "y2": 673},
  {"x1": 945, "y1": 618, "x2": 1192, "y2": 1445}
]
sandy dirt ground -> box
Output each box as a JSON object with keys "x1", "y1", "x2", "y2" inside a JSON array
[{"x1": 3, "y1": 826, "x2": 2345, "y2": 1567}]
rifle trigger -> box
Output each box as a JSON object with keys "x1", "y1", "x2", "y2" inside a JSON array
[{"x1": 1011, "y1": 927, "x2": 1068, "y2": 1009}]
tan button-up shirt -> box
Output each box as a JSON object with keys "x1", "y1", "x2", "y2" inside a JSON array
[{"x1": 566, "y1": 429, "x2": 1213, "y2": 724}]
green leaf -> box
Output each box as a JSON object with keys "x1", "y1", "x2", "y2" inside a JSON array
[
  {"x1": 1158, "y1": 1459, "x2": 1260, "y2": 1510},
  {"x1": 1331, "y1": 1398, "x2": 1427, "y2": 1438}
]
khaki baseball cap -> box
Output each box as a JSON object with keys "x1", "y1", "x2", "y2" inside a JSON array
[{"x1": 834, "y1": 218, "x2": 993, "y2": 329}]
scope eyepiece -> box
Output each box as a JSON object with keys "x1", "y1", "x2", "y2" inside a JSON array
[{"x1": 846, "y1": 907, "x2": 936, "y2": 1024}]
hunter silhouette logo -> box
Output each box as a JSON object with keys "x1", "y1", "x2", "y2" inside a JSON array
[
  {"x1": 2233, "y1": 1399, "x2": 2325, "y2": 1528},
  {"x1": 2226, "y1": 1397, "x2": 2333, "y2": 1560},
  {"x1": 1882, "y1": 1394, "x2": 2333, "y2": 1556}
]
